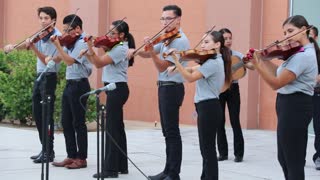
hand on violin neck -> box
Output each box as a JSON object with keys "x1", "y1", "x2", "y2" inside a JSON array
[
  {"x1": 50, "y1": 35, "x2": 60, "y2": 46},
  {"x1": 25, "y1": 38, "x2": 34, "y2": 49}
]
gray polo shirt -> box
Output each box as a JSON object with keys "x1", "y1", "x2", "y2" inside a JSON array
[
  {"x1": 277, "y1": 43, "x2": 318, "y2": 96},
  {"x1": 195, "y1": 54, "x2": 225, "y2": 103},
  {"x1": 154, "y1": 28, "x2": 190, "y2": 82},
  {"x1": 231, "y1": 50, "x2": 244, "y2": 84},
  {"x1": 63, "y1": 33, "x2": 92, "y2": 80},
  {"x1": 35, "y1": 28, "x2": 61, "y2": 73},
  {"x1": 102, "y1": 42, "x2": 128, "y2": 83}
]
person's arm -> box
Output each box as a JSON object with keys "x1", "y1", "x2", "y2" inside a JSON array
[
  {"x1": 50, "y1": 35, "x2": 76, "y2": 66},
  {"x1": 251, "y1": 52, "x2": 296, "y2": 90},
  {"x1": 83, "y1": 38, "x2": 113, "y2": 68},
  {"x1": 172, "y1": 53, "x2": 202, "y2": 82}
]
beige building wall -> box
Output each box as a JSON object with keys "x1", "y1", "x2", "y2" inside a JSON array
[{"x1": 0, "y1": 0, "x2": 292, "y2": 130}]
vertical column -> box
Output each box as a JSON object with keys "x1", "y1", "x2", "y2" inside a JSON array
[{"x1": 0, "y1": 0, "x2": 4, "y2": 48}]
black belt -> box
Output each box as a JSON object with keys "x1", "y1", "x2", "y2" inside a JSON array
[
  {"x1": 67, "y1": 78, "x2": 88, "y2": 83},
  {"x1": 36, "y1": 72, "x2": 56, "y2": 77},
  {"x1": 157, "y1": 81, "x2": 181, "y2": 87}
]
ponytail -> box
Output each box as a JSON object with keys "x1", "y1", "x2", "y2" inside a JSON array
[
  {"x1": 309, "y1": 37, "x2": 320, "y2": 73},
  {"x1": 126, "y1": 33, "x2": 135, "y2": 67},
  {"x1": 221, "y1": 47, "x2": 232, "y2": 83}
]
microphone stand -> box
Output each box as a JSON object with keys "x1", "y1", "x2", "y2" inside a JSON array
[
  {"x1": 95, "y1": 93, "x2": 106, "y2": 180},
  {"x1": 38, "y1": 73, "x2": 51, "y2": 180}
]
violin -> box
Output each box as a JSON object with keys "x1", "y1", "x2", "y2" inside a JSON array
[
  {"x1": 4, "y1": 21, "x2": 56, "y2": 54},
  {"x1": 84, "y1": 35, "x2": 120, "y2": 49},
  {"x1": 163, "y1": 49, "x2": 216, "y2": 63},
  {"x1": 51, "y1": 33, "x2": 81, "y2": 49},
  {"x1": 245, "y1": 41, "x2": 303, "y2": 62},
  {"x1": 244, "y1": 26, "x2": 312, "y2": 62},
  {"x1": 132, "y1": 19, "x2": 178, "y2": 55},
  {"x1": 30, "y1": 26, "x2": 54, "y2": 43},
  {"x1": 145, "y1": 28, "x2": 180, "y2": 51}
]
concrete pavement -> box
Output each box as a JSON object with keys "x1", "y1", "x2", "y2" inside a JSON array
[{"x1": 0, "y1": 121, "x2": 320, "y2": 180}]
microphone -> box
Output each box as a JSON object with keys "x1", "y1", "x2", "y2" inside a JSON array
[
  {"x1": 36, "y1": 60, "x2": 56, "y2": 82},
  {"x1": 82, "y1": 83, "x2": 117, "y2": 97}
]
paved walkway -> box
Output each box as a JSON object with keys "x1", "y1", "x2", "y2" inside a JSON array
[{"x1": 0, "y1": 121, "x2": 319, "y2": 180}]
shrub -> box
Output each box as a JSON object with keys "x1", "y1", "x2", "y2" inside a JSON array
[{"x1": 0, "y1": 50, "x2": 96, "y2": 125}]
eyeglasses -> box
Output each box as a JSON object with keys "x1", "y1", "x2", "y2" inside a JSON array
[{"x1": 160, "y1": 17, "x2": 177, "y2": 22}]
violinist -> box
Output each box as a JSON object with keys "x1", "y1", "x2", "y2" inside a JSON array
[
  {"x1": 3, "y1": 6, "x2": 60, "y2": 164},
  {"x1": 82, "y1": 20, "x2": 135, "y2": 178},
  {"x1": 309, "y1": 25, "x2": 320, "y2": 170},
  {"x1": 247, "y1": 15, "x2": 320, "y2": 179},
  {"x1": 216, "y1": 28, "x2": 254, "y2": 163},
  {"x1": 130, "y1": 5, "x2": 189, "y2": 180},
  {"x1": 167, "y1": 31, "x2": 232, "y2": 180},
  {"x1": 49, "y1": 14, "x2": 92, "y2": 169}
]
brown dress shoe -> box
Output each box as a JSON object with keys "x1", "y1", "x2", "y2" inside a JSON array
[
  {"x1": 65, "y1": 159, "x2": 87, "y2": 169},
  {"x1": 52, "y1": 158, "x2": 75, "y2": 167}
]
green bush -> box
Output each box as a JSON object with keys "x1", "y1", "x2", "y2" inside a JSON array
[{"x1": 0, "y1": 50, "x2": 96, "y2": 125}]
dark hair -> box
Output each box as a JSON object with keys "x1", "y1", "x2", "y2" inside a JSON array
[
  {"x1": 219, "y1": 28, "x2": 232, "y2": 36},
  {"x1": 208, "y1": 31, "x2": 232, "y2": 84},
  {"x1": 63, "y1": 14, "x2": 83, "y2": 30},
  {"x1": 37, "y1": 6, "x2": 57, "y2": 20},
  {"x1": 163, "y1": 5, "x2": 182, "y2": 17},
  {"x1": 283, "y1": 15, "x2": 320, "y2": 73},
  {"x1": 310, "y1": 26, "x2": 319, "y2": 37},
  {"x1": 112, "y1": 20, "x2": 136, "y2": 67}
]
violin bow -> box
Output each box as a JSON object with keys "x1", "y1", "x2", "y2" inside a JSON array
[
  {"x1": 193, "y1": 25, "x2": 216, "y2": 49},
  {"x1": 264, "y1": 25, "x2": 313, "y2": 50},
  {"x1": 65, "y1": 8, "x2": 80, "y2": 34},
  {"x1": 133, "y1": 18, "x2": 177, "y2": 55},
  {"x1": 5, "y1": 21, "x2": 56, "y2": 54}
]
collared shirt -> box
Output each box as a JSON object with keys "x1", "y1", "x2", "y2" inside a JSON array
[
  {"x1": 277, "y1": 43, "x2": 318, "y2": 96},
  {"x1": 35, "y1": 28, "x2": 61, "y2": 73},
  {"x1": 63, "y1": 32, "x2": 92, "y2": 79},
  {"x1": 102, "y1": 41, "x2": 129, "y2": 83},
  {"x1": 195, "y1": 54, "x2": 225, "y2": 103},
  {"x1": 153, "y1": 28, "x2": 190, "y2": 83}
]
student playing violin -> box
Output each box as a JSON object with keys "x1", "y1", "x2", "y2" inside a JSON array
[
  {"x1": 49, "y1": 14, "x2": 92, "y2": 169},
  {"x1": 129, "y1": 5, "x2": 189, "y2": 180},
  {"x1": 82, "y1": 20, "x2": 135, "y2": 178},
  {"x1": 167, "y1": 30, "x2": 232, "y2": 180},
  {"x1": 3, "y1": 6, "x2": 60, "y2": 164},
  {"x1": 247, "y1": 15, "x2": 320, "y2": 180}
]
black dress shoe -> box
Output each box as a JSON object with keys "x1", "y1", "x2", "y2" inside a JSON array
[
  {"x1": 119, "y1": 170, "x2": 128, "y2": 174},
  {"x1": 148, "y1": 172, "x2": 167, "y2": 180},
  {"x1": 234, "y1": 156, "x2": 243, "y2": 162},
  {"x1": 33, "y1": 152, "x2": 55, "y2": 163},
  {"x1": 30, "y1": 151, "x2": 42, "y2": 160},
  {"x1": 217, "y1": 155, "x2": 228, "y2": 161},
  {"x1": 93, "y1": 172, "x2": 118, "y2": 178}
]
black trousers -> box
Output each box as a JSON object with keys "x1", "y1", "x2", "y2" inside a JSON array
[
  {"x1": 104, "y1": 82, "x2": 129, "y2": 173},
  {"x1": 61, "y1": 78, "x2": 90, "y2": 159},
  {"x1": 217, "y1": 83, "x2": 244, "y2": 157},
  {"x1": 313, "y1": 91, "x2": 320, "y2": 162},
  {"x1": 158, "y1": 84, "x2": 184, "y2": 179},
  {"x1": 196, "y1": 99, "x2": 221, "y2": 180},
  {"x1": 32, "y1": 73, "x2": 57, "y2": 154},
  {"x1": 276, "y1": 93, "x2": 312, "y2": 180}
]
